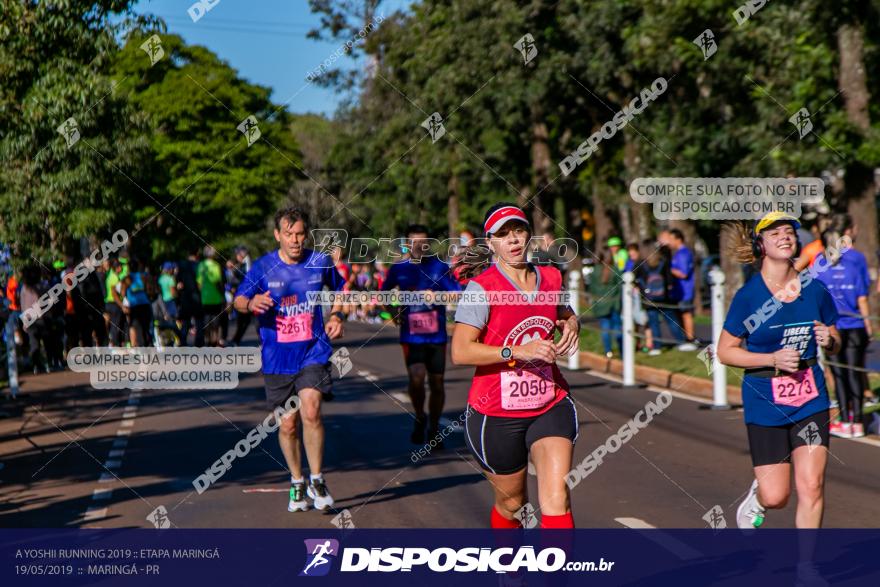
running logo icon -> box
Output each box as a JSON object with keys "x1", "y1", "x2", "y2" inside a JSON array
[
  {"x1": 300, "y1": 539, "x2": 339, "y2": 577},
  {"x1": 798, "y1": 421, "x2": 822, "y2": 451},
  {"x1": 514, "y1": 33, "x2": 538, "y2": 64},
  {"x1": 330, "y1": 347, "x2": 353, "y2": 378},
  {"x1": 146, "y1": 505, "x2": 172, "y2": 529},
  {"x1": 421, "y1": 112, "x2": 446, "y2": 143},
  {"x1": 515, "y1": 502, "x2": 538, "y2": 529},
  {"x1": 237, "y1": 115, "x2": 261, "y2": 146},
  {"x1": 697, "y1": 344, "x2": 715, "y2": 375},
  {"x1": 310, "y1": 229, "x2": 348, "y2": 254},
  {"x1": 331, "y1": 508, "x2": 356, "y2": 530},
  {"x1": 139, "y1": 34, "x2": 165, "y2": 66},
  {"x1": 693, "y1": 29, "x2": 717, "y2": 60},
  {"x1": 789, "y1": 108, "x2": 813, "y2": 139},
  {"x1": 702, "y1": 505, "x2": 727, "y2": 530},
  {"x1": 57, "y1": 117, "x2": 80, "y2": 148}
]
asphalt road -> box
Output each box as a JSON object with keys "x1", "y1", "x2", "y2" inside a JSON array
[{"x1": 1, "y1": 321, "x2": 879, "y2": 530}]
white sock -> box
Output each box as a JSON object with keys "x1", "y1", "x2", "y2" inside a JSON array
[
  {"x1": 291, "y1": 476, "x2": 304, "y2": 485},
  {"x1": 309, "y1": 473, "x2": 323, "y2": 483}
]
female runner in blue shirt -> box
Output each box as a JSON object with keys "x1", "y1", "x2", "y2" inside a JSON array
[{"x1": 717, "y1": 211, "x2": 841, "y2": 529}]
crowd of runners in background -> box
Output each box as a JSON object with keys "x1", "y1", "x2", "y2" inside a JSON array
[{"x1": 1, "y1": 212, "x2": 878, "y2": 439}]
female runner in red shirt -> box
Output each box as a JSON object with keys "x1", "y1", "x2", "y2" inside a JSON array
[{"x1": 451, "y1": 203, "x2": 580, "y2": 529}]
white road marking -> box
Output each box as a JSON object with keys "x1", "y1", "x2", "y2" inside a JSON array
[
  {"x1": 83, "y1": 507, "x2": 107, "y2": 521},
  {"x1": 615, "y1": 517, "x2": 702, "y2": 560},
  {"x1": 615, "y1": 517, "x2": 655, "y2": 529},
  {"x1": 92, "y1": 489, "x2": 112, "y2": 501},
  {"x1": 357, "y1": 370, "x2": 371, "y2": 377},
  {"x1": 365, "y1": 375, "x2": 378, "y2": 382},
  {"x1": 84, "y1": 391, "x2": 139, "y2": 525},
  {"x1": 391, "y1": 392, "x2": 410, "y2": 404}
]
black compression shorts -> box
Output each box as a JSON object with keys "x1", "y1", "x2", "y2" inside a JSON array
[
  {"x1": 401, "y1": 343, "x2": 447, "y2": 374},
  {"x1": 746, "y1": 410, "x2": 830, "y2": 467},
  {"x1": 464, "y1": 396, "x2": 579, "y2": 475},
  {"x1": 263, "y1": 363, "x2": 333, "y2": 410}
]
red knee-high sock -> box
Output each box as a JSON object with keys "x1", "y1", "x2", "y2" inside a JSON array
[
  {"x1": 540, "y1": 512, "x2": 574, "y2": 529},
  {"x1": 491, "y1": 506, "x2": 522, "y2": 529}
]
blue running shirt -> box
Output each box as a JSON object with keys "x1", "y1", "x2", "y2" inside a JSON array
[
  {"x1": 237, "y1": 249, "x2": 344, "y2": 375},
  {"x1": 815, "y1": 249, "x2": 869, "y2": 330},
  {"x1": 723, "y1": 274, "x2": 838, "y2": 426},
  {"x1": 381, "y1": 256, "x2": 461, "y2": 344}
]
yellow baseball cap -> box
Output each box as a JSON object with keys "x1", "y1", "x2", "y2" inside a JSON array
[{"x1": 754, "y1": 211, "x2": 801, "y2": 234}]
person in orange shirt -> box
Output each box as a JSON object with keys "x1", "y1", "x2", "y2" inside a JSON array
[
  {"x1": 6, "y1": 273, "x2": 19, "y2": 311},
  {"x1": 794, "y1": 217, "x2": 830, "y2": 271},
  {"x1": 5, "y1": 273, "x2": 22, "y2": 354}
]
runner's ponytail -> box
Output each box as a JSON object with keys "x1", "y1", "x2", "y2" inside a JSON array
[{"x1": 729, "y1": 221, "x2": 758, "y2": 265}]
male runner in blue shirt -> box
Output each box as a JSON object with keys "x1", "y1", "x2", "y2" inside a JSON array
[{"x1": 234, "y1": 207, "x2": 346, "y2": 513}]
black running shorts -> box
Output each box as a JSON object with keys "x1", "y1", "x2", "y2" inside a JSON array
[
  {"x1": 264, "y1": 363, "x2": 333, "y2": 410},
  {"x1": 746, "y1": 410, "x2": 830, "y2": 467},
  {"x1": 401, "y1": 343, "x2": 446, "y2": 374},
  {"x1": 464, "y1": 396, "x2": 579, "y2": 475}
]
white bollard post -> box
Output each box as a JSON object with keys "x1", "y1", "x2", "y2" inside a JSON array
[
  {"x1": 709, "y1": 268, "x2": 728, "y2": 408},
  {"x1": 567, "y1": 270, "x2": 581, "y2": 370},
  {"x1": 5, "y1": 312, "x2": 19, "y2": 399},
  {"x1": 622, "y1": 272, "x2": 635, "y2": 386}
]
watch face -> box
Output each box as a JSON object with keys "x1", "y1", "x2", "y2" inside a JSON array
[{"x1": 501, "y1": 347, "x2": 511, "y2": 359}]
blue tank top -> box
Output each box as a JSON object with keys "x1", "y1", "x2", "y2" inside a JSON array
[{"x1": 126, "y1": 272, "x2": 151, "y2": 307}]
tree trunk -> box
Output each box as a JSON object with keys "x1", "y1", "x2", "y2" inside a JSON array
[
  {"x1": 518, "y1": 185, "x2": 530, "y2": 210},
  {"x1": 591, "y1": 183, "x2": 613, "y2": 258},
  {"x1": 838, "y1": 23, "x2": 880, "y2": 314},
  {"x1": 447, "y1": 151, "x2": 460, "y2": 239},
  {"x1": 620, "y1": 134, "x2": 643, "y2": 243},
  {"x1": 632, "y1": 203, "x2": 652, "y2": 241},
  {"x1": 617, "y1": 204, "x2": 633, "y2": 243},
  {"x1": 530, "y1": 117, "x2": 554, "y2": 237}
]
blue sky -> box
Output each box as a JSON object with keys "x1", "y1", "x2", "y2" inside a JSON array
[{"x1": 132, "y1": 0, "x2": 409, "y2": 117}]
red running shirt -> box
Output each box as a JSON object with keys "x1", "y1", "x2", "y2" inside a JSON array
[{"x1": 463, "y1": 264, "x2": 569, "y2": 418}]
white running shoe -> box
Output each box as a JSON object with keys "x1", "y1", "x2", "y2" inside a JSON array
[
  {"x1": 736, "y1": 479, "x2": 766, "y2": 529},
  {"x1": 307, "y1": 478, "x2": 335, "y2": 510},
  {"x1": 648, "y1": 349, "x2": 662, "y2": 356},
  {"x1": 676, "y1": 342, "x2": 698, "y2": 352},
  {"x1": 288, "y1": 482, "x2": 309, "y2": 512}
]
